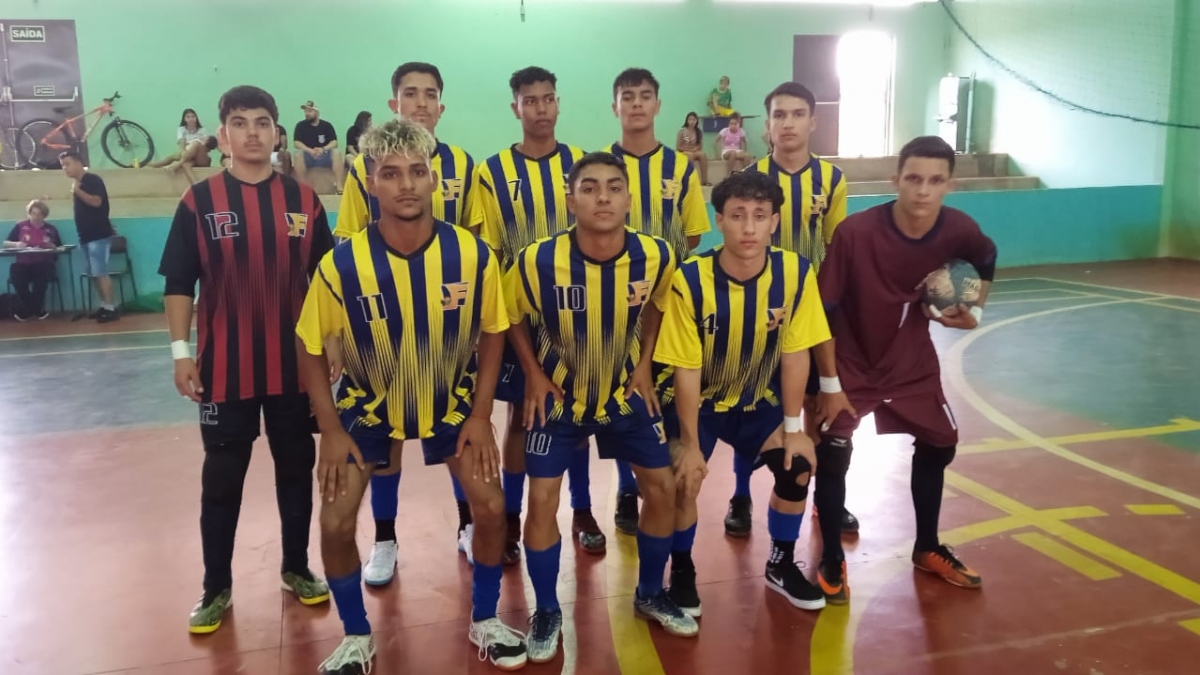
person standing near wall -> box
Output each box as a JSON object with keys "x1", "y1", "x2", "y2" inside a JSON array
[{"x1": 60, "y1": 150, "x2": 119, "y2": 322}]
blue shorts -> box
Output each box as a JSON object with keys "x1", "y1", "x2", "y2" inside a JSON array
[
  {"x1": 341, "y1": 411, "x2": 461, "y2": 470},
  {"x1": 303, "y1": 151, "x2": 335, "y2": 169},
  {"x1": 524, "y1": 395, "x2": 670, "y2": 478},
  {"x1": 662, "y1": 404, "x2": 782, "y2": 462},
  {"x1": 494, "y1": 344, "x2": 526, "y2": 405},
  {"x1": 82, "y1": 237, "x2": 111, "y2": 277}
]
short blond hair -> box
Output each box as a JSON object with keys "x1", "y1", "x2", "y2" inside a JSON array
[
  {"x1": 358, "y1": 117, "x2": 437, "y2": 164},
  {"x1": 26, "y1": 199, "x2": 49, "y2": 218}
]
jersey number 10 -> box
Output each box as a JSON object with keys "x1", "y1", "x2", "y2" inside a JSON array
[{"x1": 553, "y1": 285, "x2": 587, "y2": 311}]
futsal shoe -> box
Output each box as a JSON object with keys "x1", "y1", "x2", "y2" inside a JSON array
[
  {"x1": 526, "y1": 608, "x2": 563, "y2": 663},
  {"x1": 723, "y1": 496, "x2": 753, "y2": 537},
  {"x1": 913, "y1": 545, "x2": 982, "y2": 589},
  {"x1": 318, "y1": 635, "x2": 375, "y2": 675},
  {"x1": 458, "y1": 523, "x2": 476, "y2": 566},
  {"x1": 281, "y1": 570, "x2": 331, "y2": 605},
  {"x1": 817, "y1": 559, "x2": 850, "y2": 605},
  {"x1": 187, "y1": 589, "x2": 232, "y2": 634},
  {"x1": 812, "y1": 504, "x2": 861, "y2": 534},
  {"x1": 363, "y1": 540, "x2": 398, "y2": 585},
  {"x1": 668, "y1": 566, "x2": 702, "y2": 618},
  {"x1": 765, "y1": 561, "x2": 826, "y2": 611},
  {"x1": 634, "y1": 590, "x2": 700, "y2": 637},
  {"x1": 572, "y1": 509, "x2": 607, "y2": 553},
  {"x1": 503, "y1": 513, "x2": 522, "y2": 566},
  {"x1": 468, "y1": 617, "x2": 529, "y2": 670},
  {"x1": 614, "y1": 491, "x2": 639, "y2": 536}
]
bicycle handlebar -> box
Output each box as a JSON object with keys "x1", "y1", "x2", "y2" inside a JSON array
[{"x1": 103, "y1": 91, "x2": 121, "y2": 104}]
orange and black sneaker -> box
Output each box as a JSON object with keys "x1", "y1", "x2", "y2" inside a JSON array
[
  {"x1": 913, "y1": 544, "x2": 982, "y2": 589},
  {"x1": 817, "y1": 558, "x2": 850, "y2": 605}
]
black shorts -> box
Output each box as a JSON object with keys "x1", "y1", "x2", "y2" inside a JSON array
[{"x1": 198, "y1": 394, "x2": 317, "y2": 447}]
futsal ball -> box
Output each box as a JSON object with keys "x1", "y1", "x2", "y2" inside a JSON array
[{"x1": 921, "y1": 259, "x2": 982, "y2": 310}]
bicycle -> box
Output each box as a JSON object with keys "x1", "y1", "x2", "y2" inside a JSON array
[{"x1": 16, "y1": 91, "x2": 155, "y2": 169}]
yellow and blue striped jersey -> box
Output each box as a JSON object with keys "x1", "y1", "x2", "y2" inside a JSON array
[
  {"x1": 296, "y1": 221, "x2": 509, "y2": 438},
  {"x1": 506, "y1": 230, "x2": 676, "y2": 423},
  {"x1": 334, "y1": 142, "x2": 482, "y2": 238},
  {"x1": 743, "y1": 155, "x2": 847, "y2": 271},
  {"x1": 476, "y1": 143, "x2": 585, "y2": 269},
  {"x1": 654, "y1": 247, "x2": 830, "y2": 412},
  {"x1": 602, "y1": 143, "x2": 711, "y2": 260}
]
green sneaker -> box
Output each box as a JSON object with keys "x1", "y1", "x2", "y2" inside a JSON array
[
  {"x1": 281, "y1": 570, "x2": 331, "y2": 606},
  {"x1": 188, "y1": 589, "x2": 232, "y2": 635}
]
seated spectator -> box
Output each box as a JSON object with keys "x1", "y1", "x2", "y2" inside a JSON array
[
  {"x1": 676, "y1": 111, "x2": 710, "y2": 186},
  {"x1": 4, "y1": 199, "x2": 62, "y2": 321},
  {"x1": 345, "y1": 111, "x2": 372, "y2": 163},
  {"x1": 147, "y1": 108, "x2": 215, "y2": 181},
  {"x1": 293, "y1": 101, "x2": 343, "y2": 193},
  {"x1": 708, "y1": 76, "x2": 734, "y2": 117},
  {"x1": 714, "y1": 112, "x2": 752, "y2": 173}
]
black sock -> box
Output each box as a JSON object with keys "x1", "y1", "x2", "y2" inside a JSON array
[
  {"x1": 814, "y1": 445, "x2": 849, "y2": 563},
  {"x1": 911, "y1": 446, "x2": 948, "y2": 552},
  {"x1": 671, "y1": 549, "x2": 695, "y2": 573},
  {"x1": 457, "y1": 500, "x2": 472, "y2": 530},
  {"x1": 375, "y1": 518, "x2": 396, "y2": 543},
  {"x1": 768, "y1": 539, "x2": 795, "y2": 566}
]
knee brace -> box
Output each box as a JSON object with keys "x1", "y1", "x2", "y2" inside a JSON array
[
  {"x1": 815, "y1": 436, "x2": 852, "y2": 478},
  {"x1": 913, "y1": 442, "x2": 956, "y2": 470},
  {"x1": 760, "y1": 448, "x2": 813, "y2": 502}
]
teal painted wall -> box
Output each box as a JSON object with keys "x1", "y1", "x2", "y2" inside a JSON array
[
  {"x1": 12, "y1": 0, "x2": 947, "y2": 164},
  {"x1": 945, "y1": 0, "x2": 1177, "y2": 188},
  {"x1": 2, "y1": 185, "x2": 1160, "y2": 312},
  {"x1": 1163, "y1": 0, "x2": 1200, "y2": 258}
]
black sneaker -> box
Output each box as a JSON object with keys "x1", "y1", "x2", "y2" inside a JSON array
[
  {"x1": 842, "y1": 509, "x2": 860, "y2": 534},
  {"x1": 503, "y1": 512, "x2": 521, "y2": 566},
  {"x1": 37, "y1": 311, "x2": 50, "y2": 321},
  {"x1": 668, "y1": 566, "x2": 702, "y2": 618},
  {"x1": 12, "y1": 312, "x2": 26, "y2": 322},
  {"x1": 614, "y1": 491, "x2": 639, "y2": 536},
  {"x1": 96, "y1": 308, "x2": 120, "y2": 323},
  {"x1": 723, "y1": 496, "x2": 753, "y2": 538},
  {"x1": 765, "y1": 561, "x2": 826, "y2": 611},
  {"x1": 572, "y1": 509, "x2": 607, "y2": 553}
]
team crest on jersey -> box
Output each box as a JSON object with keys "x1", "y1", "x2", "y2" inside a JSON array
[
  {"x1": 811, "y1": 193, "x2": 828, "y2": 215},
  {"x1": 441, "y1": 178, "x2": 464, "y2": 201},
  {"x1": 204, "y1": 212, "x2": 239, "y2": 240},
  {"x1": 661, "y1": 179, "x2": 682, "y2": 201},
  {"x1": 627, "y1": 280, "x2": 653, "y2": 307},
  {"x1": 441, "y1": 282, "x2": 470, "y2": 310},
  {"x1": 285, "y1": 213, "x2": 308, "y2": 237},
  {"x1": 765, "y1": 307, "x2": 788, "y2": 331}
]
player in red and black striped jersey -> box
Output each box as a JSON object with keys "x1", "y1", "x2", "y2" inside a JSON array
[{"x1": 158, "y1": 86, "x2": 336, "y2": 636}]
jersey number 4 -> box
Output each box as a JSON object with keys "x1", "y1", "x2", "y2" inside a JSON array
[{"x1": 700, "y1": 312, "x2": 719, "y2": 335}]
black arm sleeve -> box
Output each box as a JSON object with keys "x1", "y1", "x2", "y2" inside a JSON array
[
  {"x1": 962, "y1": 223, "x2": 998, "y2": 282},
  {"x1": 159, "y1": 198, "x2": 202, "y2": 294}
]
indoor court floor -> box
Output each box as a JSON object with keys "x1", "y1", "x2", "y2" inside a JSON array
[{"x1": 2, "y1": 259, "x2": 1198, "y2": 675}]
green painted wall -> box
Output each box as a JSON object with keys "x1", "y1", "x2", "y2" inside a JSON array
[
  {"x1": 12, "y1": 0, "x2": 947, "y2": 165},
  {"x1": 1163, "y1": 0, "x2": 1200, "y2": 258},
  {"x1": 945, "y1": 0, "x2": 1177, "y2": 188}
]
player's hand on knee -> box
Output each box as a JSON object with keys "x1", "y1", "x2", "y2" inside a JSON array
[
  {"x1": 524, "y1": 373, "x2": 564, "y2": 431},
  {"x1": 318, "y1": 428, "x2": 363, "y2": 502},
  {"x1": 624, "y1": 363, "x2": 662, "y2": 417},
  {"x1": 784, "y1": 431, "x2": 817, "y2": 473},
  {"x1": 815, "y1": 391, "x2": 857, "y2": 433},
  {"x1": 673, "y1": 446, "x2": 708, "y2": 499},
  {"x1": 457, "y1": 415, "x2": 500, "y2": 483},
  {"x1": 174, "y1": 358, "x2": 205, "y2": 402},
  {"x1": 924, "y1": 303, "x2": 979, "y2": 330}
]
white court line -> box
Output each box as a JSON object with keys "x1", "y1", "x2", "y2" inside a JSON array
[
  {"x1": 1007, "y1": 276, "x2": 1200, "y2": 303},
  {"x1": 0, "y1": 328, "x2": 169, "y2": 343},
  {"x1": 986, "y1": 293, "x2": 1102, "y2": 306},
  {"x1": 0, "y1": 344, "x2": 175, "y2": 359},
  {"x1": 988, "y1": 287, "x2": 1092, "y2": 297}
]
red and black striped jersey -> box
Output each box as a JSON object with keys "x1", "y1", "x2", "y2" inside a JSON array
[{"x1": 159, "y1": 170, "x2": 335, "y2": 404}]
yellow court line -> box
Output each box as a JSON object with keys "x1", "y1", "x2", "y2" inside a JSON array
[
  {"x1": 960, "y1": 418, "x2": 1200, "y2": 455},
  {"x1": 1024, "y1": 276, "x2": 1200, "y2": 303},
  {"x1": 1180, "y1": 617, "x2": 1200, "y2": 636},
  {"x1": 1142, "y1": 300, "x2": 1200, "y2": 315},
  {"x1": 604, "y1": 464, "x2": 666, "y2": 675},
  {"x1": 944, "y1": 297, "x2": 1200, "y2": 511},
  {"x1": 1126, "y1": 504, "x2": 1186, "y2": 516},
  {"x1": 1012, "y1": 532, "x2": 1121, "y2": 581}
]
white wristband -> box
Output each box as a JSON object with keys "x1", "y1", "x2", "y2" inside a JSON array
[
  {"x1": 171, "y1": 340, "x2": 192, "y2": 360},
  {"x1": 783, "y1": 415, "x2": 803, "y2": 434},
  {"x1": 819, "y1": 376, "x2": 842, "y2": 394},
  {"x1": 969, "y1": 306, "x2": 984, "y2": 323}
]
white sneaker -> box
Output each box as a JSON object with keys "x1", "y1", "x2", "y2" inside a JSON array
[
  {"x1": 468, "y1": 617, "x2": 528, "y2": 670},
  {"x1": 457, "y1": 524, "x2": 475, "y2": 566},
  {"x1": 318, "y1": 634, "x2": 376, "y2": 674},
  {"x1": 363, "y1": 541, "x2": 398, "y2": 586}
]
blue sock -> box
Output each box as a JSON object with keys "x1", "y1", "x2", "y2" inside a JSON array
[
  {"x1": 635, "y1": 530, "x2": 672, "y2": 598},
  {"x1": 369, "y1": 471, "x2": 401, "y2": 520},
  {"x1": 767, "y1": 506, "x2": 803, "y2": 542},
  {"x1": 524, "y1": 539, "x2": 562, "y2": 611},
  {"x1": 672, "y1": 523, "x2": 697, "y2": 553},
  {"x1": 732, "y1": 452, "x2": 754, "y2": 498},
  {"x1": 616, "y1": 460, "x2": 638, "y2": 495},
  {"x1": 451, "y1": 473, "x2": 466, "y2": 502},
  {"x1": 471, "y1": 562, "x2": 503, "y2": 622},
  {"x1": 328, "y1": 570, "x2": 371, "y2": 635},
  {"x1": 502, "y1": 470, "x2": 525, "y2": 516},
  {"x1": 568, "y1": 450, "x2": 592, "y2": 510}
]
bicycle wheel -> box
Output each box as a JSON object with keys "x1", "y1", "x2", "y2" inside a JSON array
[
  {"x1": 0, "y1": 126, "x2": 35, "y2": 169},
  {"x1": 102, "y1": 119, "x2": 154, "y2": 168},
  {"x1": 19, "y1": 118, "x2": 70, "y2": 169}
]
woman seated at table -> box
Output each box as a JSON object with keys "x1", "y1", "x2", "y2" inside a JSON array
[{"x1": 4, "y1": 199, "x2": 62, "y2": 321}]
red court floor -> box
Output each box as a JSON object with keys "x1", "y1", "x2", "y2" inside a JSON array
[{"x1": 1, "y1": 259, "x2": 1198, "y2": 675}]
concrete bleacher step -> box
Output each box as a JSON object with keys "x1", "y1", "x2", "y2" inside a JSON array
[
  {"x1": 848, "y1": 175, "x2": 1039, "y2": 195},
  {"x1": 704, "y1": 152, "x2": 1011, "y2": 186}
]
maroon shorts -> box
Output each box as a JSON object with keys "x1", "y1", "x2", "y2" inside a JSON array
[{"x1": 824, "y1": 388, "x2": 959, "y2": 447}]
